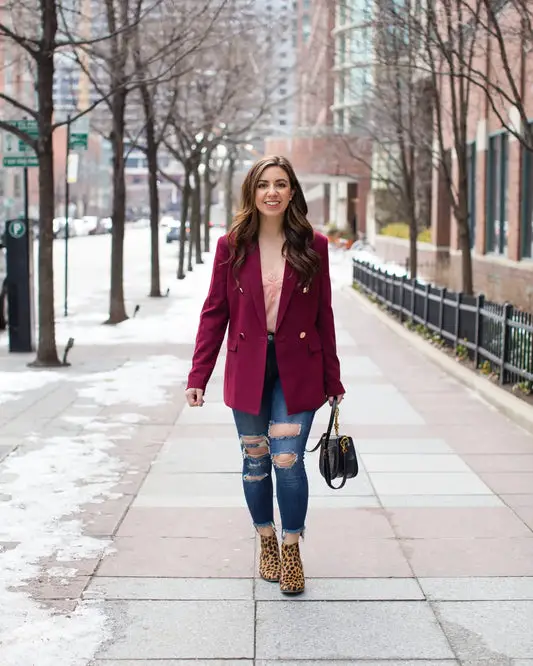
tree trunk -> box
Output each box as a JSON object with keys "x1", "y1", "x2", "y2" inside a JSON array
[
  {"x1": 106, "y1": 90, "x2": 128, "y2": 324},
  {"x1": 177, "y1": 171, "x2": 190, "y2": 279},
  {"x1": 187, "y1": 208, "x2": 194, "y2": 272},
  {"x1": 134, "y1": 20, "x2": 160, "y2": 298},
  {"x1": 32, "y1": 0, "x2": 61, "y2": 367},
  {"x1": 146, "y1": 116, "x2": 161, "y2": 297},
  {"x1": 203, "y1": 162, "x2": 213, "y2": 253},
  {"x1": 192, "y1": 165, "x2": 203, "y2": 265},
  {"x1": 225, "y1": 152, "x2": 236, "y2": 231},
  {"x1": 457, "y1": 190, "x2": 473, "y2": 294}
]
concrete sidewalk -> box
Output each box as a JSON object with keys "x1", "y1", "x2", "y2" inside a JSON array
[
  {"x1": 90, "y1": 285, "x2": 533, "y2": 664},
  {"x1": 1, "y1": 247, "x2": 533, "y2": 665}
]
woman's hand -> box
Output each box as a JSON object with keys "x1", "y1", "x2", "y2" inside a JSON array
[
  {"x1": 328, "y1": 394, "x2": 344, "y2": 407},
  {"x1": 185, "y1": 387, "x2": 204, "y2": 407}
]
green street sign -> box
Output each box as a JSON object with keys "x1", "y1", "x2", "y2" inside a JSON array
[
  {"x1": 3, "y1": 156, "x2": 39, "y2": 167},
  {"x1": 69, "y1": 132, "x2": 88, "y2": 150},
  {"x1": 2, "y1": 119, "x2": 39, "y2": 168},
  {"x1": 7, "y1": 219, "x2": 27, "y2": 239}
]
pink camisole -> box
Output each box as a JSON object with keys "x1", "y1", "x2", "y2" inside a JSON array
[{"x1": 263, "y1": 270, "x2": 283, "y2": 333}]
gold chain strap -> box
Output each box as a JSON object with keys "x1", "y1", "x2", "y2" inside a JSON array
[{"x1": 335, "y1": 405, "x2": 349, "y2": 453}]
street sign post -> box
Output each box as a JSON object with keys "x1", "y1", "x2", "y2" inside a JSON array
[
  {"x1": 69, "y1": 116, "x2": 89, "y2": 151},
  {"x1": 2, "y1": 120, "x2": 39, "y2": 168}
]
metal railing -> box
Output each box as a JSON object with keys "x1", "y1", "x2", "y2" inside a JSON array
[{"x1": 353, "y1": 259, "x2": 533, "y2": 387}]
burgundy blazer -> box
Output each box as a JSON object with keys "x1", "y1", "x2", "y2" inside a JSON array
[{"x1": 187, "y1": 231, "x2": 345, "y2": 415}]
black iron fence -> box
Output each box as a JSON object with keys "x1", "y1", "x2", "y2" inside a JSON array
[{"x1": 352, "y1": 259, "x2": 533, "y2": 387}]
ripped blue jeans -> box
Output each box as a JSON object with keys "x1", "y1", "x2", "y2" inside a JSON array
[{"x1": 232, "y1": 335, "x2": 315, "y2": 537}]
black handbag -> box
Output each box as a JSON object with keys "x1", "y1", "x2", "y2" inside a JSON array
[{"x1": 307, "y1": 398, "x2": 358, "y2": 489}]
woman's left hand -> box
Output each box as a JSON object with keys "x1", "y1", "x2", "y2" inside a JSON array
[{"x1": 328, "y1": 394, "x2": 344, "y2": 406}]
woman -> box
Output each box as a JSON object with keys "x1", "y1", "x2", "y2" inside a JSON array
[{"x1": 186, "y1": 155, "x2": 344, "y2": 595}]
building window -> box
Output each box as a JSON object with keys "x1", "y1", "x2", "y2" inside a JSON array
[
  {"x1": 302, "y1": 14, "x2": 311, "y2": 43},
  {"x1": 466, "y1": 141, "x2": 476, "y2": 249},
  {"x1": 521, "y1": 138, "x2": 533, "y2": 258},
  {"x1": 486, "y1": 132, "x2": 508, "y2": 255},
  {"x1": 280, "y1": 120, "x2": 287, "y2": 126}
]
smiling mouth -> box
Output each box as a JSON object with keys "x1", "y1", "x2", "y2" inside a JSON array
[{"x1": 265, "y1": 201, "x2": 281, "y2": 206}]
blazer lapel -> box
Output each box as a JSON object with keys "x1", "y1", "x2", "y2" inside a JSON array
[
  {"x1": 246, "y1": 245, "x2": 267, "y2": 331},
  {"x1": 275, "y1": 260, "x2": 297, "y2": 333}
]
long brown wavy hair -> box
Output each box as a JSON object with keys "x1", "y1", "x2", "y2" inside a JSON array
[{"x1": 228, "y1": 155, "x2": 321, "y2": 287}]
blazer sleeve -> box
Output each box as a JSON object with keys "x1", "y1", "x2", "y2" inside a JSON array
[
  {"x1": 316, "y1": 236, "x2": 345, "y2": 397},
  {"x1": 187, "y1": 235, "x2": 230, "y2": 392}
]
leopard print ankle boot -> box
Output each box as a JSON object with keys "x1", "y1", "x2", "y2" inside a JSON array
[
  {"x1": 280, "y1": 541, "x2": 305, "y2": 595},
  {"x1": 259, "y1": 533, "x2": 281, "y2": 582}
]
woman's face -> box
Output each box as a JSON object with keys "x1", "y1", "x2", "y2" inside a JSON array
[{"x1": 254, "y1": 166, "x2": 293, "y2": 220}]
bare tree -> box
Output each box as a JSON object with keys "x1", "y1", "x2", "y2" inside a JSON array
[
  {"x1": 130, "y1": 0, "x2": 228, "y2": 294},
  {"x1": 0, "y1": 0, "x2": 101, "y2": 365}
]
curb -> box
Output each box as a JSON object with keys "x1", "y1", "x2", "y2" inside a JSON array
[{"x1": 345, "y1": 285, "x2": 533, "y2": 436}]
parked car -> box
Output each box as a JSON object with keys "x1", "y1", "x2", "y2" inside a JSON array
[{"x1": 166, "y1": 222, "x2": 190, "y2": 244}]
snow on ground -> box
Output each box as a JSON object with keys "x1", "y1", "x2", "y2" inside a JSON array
[
  {"x1": 0, "y1": 427, "x2": 122, "y2": 666},
  {"x1": 0, "y1": 371, "x2": 63, "y2": 406},
  {"x1": 0, "y1": 347, "x2": 197, "y2": 664}
]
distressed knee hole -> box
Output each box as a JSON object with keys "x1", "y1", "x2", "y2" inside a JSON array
[
  {"x1": 273, "y1": 453, "x2": 297, "y2": 468},
  {"x1": 241, "y1": 435, "x2": 269, "y2": 458},
  {"x1": 268, "y1": 423, "x2": 301, "y2": 439},
  {"x1": 244, "y1": 473, "x2": 268, "y2": 482}
]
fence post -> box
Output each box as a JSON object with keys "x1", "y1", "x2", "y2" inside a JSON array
[
  {"x1": 410, "y1": 278, "x2": 416, "y2": 322},
  {"x1": 474, "y1": 294, "x2": 484, "y2": 369},
  {"x1": 423, "y1": 283, "x2": 430, "y2": 327},
  {"x1": 439, "y1": 287, "x2": 447, "y2": 336},
  {"x1": 399, "y1": 276, "x2": 405, "y2": 322},
  {"x1": 454, "y1": 292, "x2": 462, "y2": 348},
  {"x1": 500, "y1": 303, "x2": 512, "y2": 386}
]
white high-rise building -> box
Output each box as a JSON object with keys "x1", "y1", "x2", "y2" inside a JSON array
[{"x1": 261, "y1": 0, "x2": 298, "y2": 133}]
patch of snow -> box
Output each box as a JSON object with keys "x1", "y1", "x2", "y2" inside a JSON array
[
  {"x1": 69, "y1": 355, "x2": 190, "y2": 407},
  {"x1": 0, "y1": 371, "x2": 62, "y2": 406},
  {"x1": 46, "y1": 567, "x2": 78, "y2": 579},
  {"x1": 0, "y1": 431, "x2": 124, "y2": 665}
]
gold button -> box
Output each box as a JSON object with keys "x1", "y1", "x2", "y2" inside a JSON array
[{"x1": 299, "y1": 331, "x2": 306, "y2": 339}]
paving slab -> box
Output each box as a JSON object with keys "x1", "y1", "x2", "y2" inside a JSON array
[
  {"x1": 96, "y1": 536, "x2": 255, "y2": 578},
  {"x1": 313, "y1": 385, "x2": 425, "y2": 426},
  {"x1": 379, "y1": 494, "x2": 504, "y2": 508},
  {"x1": 355, "y1": 438, "x2": 455, "y2": 454},
  {"x1": 434, "y1": 600, "x2": 533, "y2": 661},
  {"x1": 478, "y1": 472, "x2": 533, "y2": 494},
  {"x1": 420, "y1": 576, "x2": 533, "y2": 601},
  {"x1": 254, "y1": 577, "x2": 424, "y2": 601},
  {"x1": 116, "y1": 507, "x2": 253, "y2": 538},
  {"x1": 462, "y1": 454, "x2": 533, "y2": 473},
  {"x1": 96, "y1": 600, "x2": 254, "y2": 660},
  {"x1": 299, "y1": 537, "x2": 412, "y2": 578},
  {"x1": 386, "y1": 507, "x2": 533, "y2": 538},
  {"x1": 85, "y1": 577, "x2": 253, "y2": 600},
  {"x1": 362, "y1": 453, "x2": 472, "y2": 473},
  {"x1": 403, "y1": 537, "x2": 533, "y2": 576},
  {"x1": 255, "y1": 600, "x2": 454, "y2": 660},
  {"x1": 370, "y1": 471, "x2": 494, "y2": 496}
]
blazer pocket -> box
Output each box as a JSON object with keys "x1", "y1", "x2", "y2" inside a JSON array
[{"x1": 308, "y1": 336, "x2": 322, "y2": 353}]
